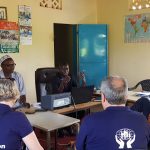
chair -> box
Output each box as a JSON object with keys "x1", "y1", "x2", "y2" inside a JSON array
[
  {"x1": 35, "y1": 68, "x2": 77, "y2": 149},
  {"x1": 35, "y1": 67, "x2": 59, "y2": 102},
  {"x1": 128, "y1": 79, "x2": 150, "y2": 91}
]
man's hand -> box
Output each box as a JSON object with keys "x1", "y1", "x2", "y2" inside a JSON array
[
  {"x1": 62, "y1": 75, "x2": 71, "y2": 87},
  {"x1": 79, "y1": 72, "x2": 86, "y2": 87},
  {"x1": 19, "y1": 95, "x2": 26, "y2": 104},
  {"x1": 58, "y1": 75, "x2": 71, "y2": 92},
  {"x1": 79, "y1": 72, "x2": 85, "y2": 81},
  {"x1": 19, "y1": 95, "x2": 30, "y2": 108}
]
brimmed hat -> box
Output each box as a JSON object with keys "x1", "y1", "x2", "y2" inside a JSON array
[{"x1": 0, "y1": 55, "x2": 12, "y2": 65}]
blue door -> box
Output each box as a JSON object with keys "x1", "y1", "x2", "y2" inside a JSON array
[{"x1": 78, "y1": 24, "x2": 108, "y2": 89}]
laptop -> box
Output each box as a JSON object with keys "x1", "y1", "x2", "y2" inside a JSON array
[{"x1": 71, "y1": 85, "x2": 94, "y2": 104}]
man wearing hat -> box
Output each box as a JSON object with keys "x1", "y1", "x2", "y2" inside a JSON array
[{"x1": 0, "y1": 55, "x2": 26, "y2": 107}]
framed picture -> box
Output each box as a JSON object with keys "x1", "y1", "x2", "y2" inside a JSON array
[{"x1": 0, "y1": 7, "x2": 7, "y2": 20}]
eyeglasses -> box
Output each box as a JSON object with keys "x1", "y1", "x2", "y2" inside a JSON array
[{"x1": 3, "y1": 63, "x2": 16, "y2": 67}]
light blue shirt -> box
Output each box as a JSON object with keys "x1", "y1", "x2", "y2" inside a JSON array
[{"x1": 0, "y1": 70, "x2": 26, "y2": 96}]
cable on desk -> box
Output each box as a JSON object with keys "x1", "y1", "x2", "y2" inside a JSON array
[{"x1": 71, "y1": 96, "x2": 77, "y2": 118}]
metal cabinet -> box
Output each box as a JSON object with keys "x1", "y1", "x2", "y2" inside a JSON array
[{"x1": 54, "y1": 24, "x2": 108, "y2": 89}]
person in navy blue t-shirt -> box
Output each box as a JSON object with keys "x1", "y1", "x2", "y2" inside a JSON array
[
  {"x1": 0, "y1": 79, "x2": 43, "y2": 150},
  {"x1": 76, "y1": 76, "x2": 150, "y2": 150},
  {"x1": 131, "y1": 97, "x2": 150, "y2": 120}
]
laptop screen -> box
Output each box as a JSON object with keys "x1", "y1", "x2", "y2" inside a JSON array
[{"x1": 71, "y1": 85, "x2": 94, "y2": 104}]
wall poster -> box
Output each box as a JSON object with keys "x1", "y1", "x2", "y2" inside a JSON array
[
  {"x1": 18, "y1": 5, "x2": 32, "y2": 45},
  {"x1": 0, "y1": 21, "x2": 19, "y2": 53},
  {"x1": 125, "y1": 13, "x2": 150, "y2": 43},
  {"x1": 0, "y1": 7, "x2": 7, "y2": 20}
]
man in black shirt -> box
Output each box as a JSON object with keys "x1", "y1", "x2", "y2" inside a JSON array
[
  {"x1": 46, "y1": 62, "x2": 86, "y2": 137},
  {"x1": 46, "y1": 62, "x2": 86, "y2": 94}
]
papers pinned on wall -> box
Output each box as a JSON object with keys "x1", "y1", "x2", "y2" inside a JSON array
[
  {"x1": 0, "y1": 21, "x2": 19, "y2": 53},
  {"x1": 18, "y1": 5, "x2": 32, "y2": 45}
]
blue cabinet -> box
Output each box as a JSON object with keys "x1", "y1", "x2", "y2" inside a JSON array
[
  {"x1": 77, "y1": 24, "x2": 108, "y2": 88},
  {"x1": 54, "y1": 24, "x2": 108, "y2": 89}
]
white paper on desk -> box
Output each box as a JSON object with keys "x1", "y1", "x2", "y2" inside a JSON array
[
  {"x1": 32, "y1": 102, "x2": 42, "y2": 109},
  {"x1": 93, "y1": 99, "x2": 102, "y2": 102},
  {"x1": 134, "y1": 91, "x2": 150, "y2": 97},
  {"x1": 95, "y1": 90, "x2": 101, "y2": 94}
]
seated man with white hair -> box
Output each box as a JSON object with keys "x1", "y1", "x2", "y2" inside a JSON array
[
  {"x1": 0, "y1": 55, "x2": 28, "y2": 108},
  {"x1": 76, "y1": 76, "x2": 150, "y2": 150}
]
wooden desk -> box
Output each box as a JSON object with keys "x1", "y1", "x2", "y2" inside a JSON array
[
  {"x1": 53, "y1": 101, "x2": 101, "y2": 114},
  {"x1": 26, "y1": 111, "x2": 80, "y2": 150}
]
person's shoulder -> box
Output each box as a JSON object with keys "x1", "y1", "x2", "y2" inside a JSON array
[
  {"x1": 9, "y1": 111, "x2": 33, "y2": 136},
  {"x1": 13, "y1": 71, "x2": 21, "y2": 75},
  {"x1": 129, "y1": 107, "x2": 142, "y2": 115},
  {"x1": 5, "y1": 110, "x2": 26, "y2": 123},
  {"x1": 0, "y1": 70, "x2": 3, "y2": 76},
  {"x1": 10, "y1": 110, "x2": 26, "y2": 118},
  {"x1": 129, "y1": 108, "x2": 148, "y2": 120},
  {"x1": 13, "y1": 71, "x2": 23, "y2": 78},
  {"x1": 83, "y1": 111, "x2": 104, "y2": 123}
]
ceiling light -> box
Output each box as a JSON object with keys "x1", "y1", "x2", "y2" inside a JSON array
[{"x1": 129, "y1": 0, "x2": 150, "y2": 10}]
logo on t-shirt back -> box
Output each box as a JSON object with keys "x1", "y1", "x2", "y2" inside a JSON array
[
  {"x1": 115, "y1": 128, "x2": 136, "y2": 149},
  {"x1": 0, "y1": 145, "x2": 5, "y2": 149}
]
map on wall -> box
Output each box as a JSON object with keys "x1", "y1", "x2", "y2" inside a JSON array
[{"x1": 125, "y1": 13, "x2": 150, "y2": 43}]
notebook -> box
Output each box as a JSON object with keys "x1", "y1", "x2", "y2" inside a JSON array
[{"x1": 71, "y1": 85, "x2": 94, "y2": 104}]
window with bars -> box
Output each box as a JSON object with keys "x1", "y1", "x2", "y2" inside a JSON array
[{"x1": 40, "y1": 0, "x2": 62, "y2": 10}]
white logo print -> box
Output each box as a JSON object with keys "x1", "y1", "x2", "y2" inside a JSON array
[
  {"x1": 0, "y1": 145, "x2": 5, "y2": 149},
  {"x1": 115, "y1": 128, "x2": 136, "y2": 149}
]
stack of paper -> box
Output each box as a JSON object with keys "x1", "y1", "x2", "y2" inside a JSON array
[{"x1": 134, "y1": 91, "x2": 150, "y2": 97}]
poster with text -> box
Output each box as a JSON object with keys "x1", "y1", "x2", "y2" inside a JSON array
[
  {"x1": 0, "y1": 21, "x2": 19, "y2": 53},
  {"x1": 20, "y1": 26, "x2": 32, "y2": 45},
  {"x1": 18, "y1": 5, "x2": 32, "y2": 26},
  {"x1": 18, "y1": 5, "x2": 32, "y2": 45}
]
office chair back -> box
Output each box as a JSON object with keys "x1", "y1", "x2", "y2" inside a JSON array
[
  {"x1": 128, "y1": 79, "x2": 150, "y2": 91},
  {"x1": 35, "y1": 67, "x2": 59, "y2": 102}
]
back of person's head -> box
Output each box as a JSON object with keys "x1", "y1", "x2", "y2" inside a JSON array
[
  {"x1": 0, "y1": 79, "x2": 20, "y2": 102},
  {"x1": 100, "y1": 76, "x2": 128, "y2": 105}
]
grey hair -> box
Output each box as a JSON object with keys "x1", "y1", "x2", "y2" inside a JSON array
[
  {"x1": 100, "y1": 76, "x2": 128, "y2": 105},
  {"x1": 0, "y1": 79, "x2": 20, "y2": 102}
]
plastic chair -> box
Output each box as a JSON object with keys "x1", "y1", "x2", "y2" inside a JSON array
[
  {"x1": 128, "y1": 79, "x2": 150, "y2": 91},
  {"x1": 35, "y1": 67, "x2": 59, "y2": 102}
]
